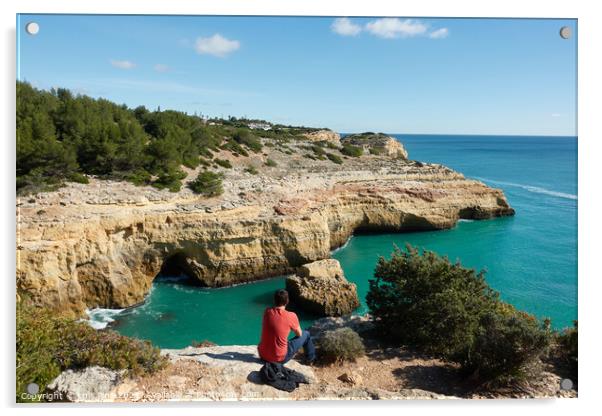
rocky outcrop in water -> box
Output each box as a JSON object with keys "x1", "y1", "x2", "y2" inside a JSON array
[
  {"x1": 286, "y1": 259, "x2": 360, "y2": 316},
  {"x1": 16, "y1": 136, "x2": 514, "y2": 315},
  {"x1": 344, "y1": 132, "x2": 409, "y2": 159}
]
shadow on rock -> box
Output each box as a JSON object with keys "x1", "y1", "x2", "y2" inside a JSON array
[
  {"x1": 392, "y1": 364, "x2": 468, "y2": 397},
  {"x1": 203, "y1": 352, "x2": 263, "y2": 364}
]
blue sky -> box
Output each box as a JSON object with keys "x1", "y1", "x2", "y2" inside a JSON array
[{"x1": 17, "y1": 15, "x2": 577, "y2": 136}]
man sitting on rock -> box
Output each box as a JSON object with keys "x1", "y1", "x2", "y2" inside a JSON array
[{"x1": 258, "y1": 289, "x2": 316, "y2": 365}]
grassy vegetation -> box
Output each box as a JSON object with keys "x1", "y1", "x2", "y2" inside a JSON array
[
  {"x1": 367, "y1": 245, "x2": 553, "y2": 385},
  {"x1": 16, "y1": 300, "x2": 165, "y2": 402}
]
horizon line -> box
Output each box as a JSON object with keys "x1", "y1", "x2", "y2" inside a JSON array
[{"x1": 340, "y1": 132, "x2": 578, "y2": 138}]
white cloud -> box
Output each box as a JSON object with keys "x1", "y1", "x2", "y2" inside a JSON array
[
  {"x1": 365, "y1": 18, "x2": 428, "y2": 39},
  {"x1": 195, "y1": 34, "x2": 240, "y2": 58},
  {"x1": 110, "y1": 59, "x2": 135, "y2": 70},
  {"x1": 154, "y1": 64, "x2": 170, "y2": 73},
  {"x1": 429, "y1": 27, "x2": 449, "y2": 39},
  {"x1": 331, "y1": 17, "x2": 362, "y2": 36},
  {"x1": 551, "y1": 113, "x2": 562, "y2": 118}
]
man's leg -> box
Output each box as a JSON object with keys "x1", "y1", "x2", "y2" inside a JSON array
[{"x1": 282, "y1": 330, "x2": 316, "y2": 364}]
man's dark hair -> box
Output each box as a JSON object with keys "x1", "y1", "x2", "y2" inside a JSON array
[{"x1": 274, "y1": 289, "x2": 289, "y2": 307}]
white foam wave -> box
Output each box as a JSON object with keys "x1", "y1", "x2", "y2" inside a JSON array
[
  {"x1": 473, "y1": 177, "x2": 577, "y2": 201},
  {"x1": 331, "y1": 236, "x2": 353, "y2": 254},
  {"x1": 84, "y1": 308, "x2": 124, "y2": 330}
]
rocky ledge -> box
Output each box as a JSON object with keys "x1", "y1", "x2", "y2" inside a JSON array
[
  {"x1": 44, "y1": 344, "x2": 456, "y2": 402},
  {"x1": 16, "y1": 135, "x2": 514, "y2": 315},
  {"x1": 44, "y1": 316, "x2": 574, "y2": 402}
]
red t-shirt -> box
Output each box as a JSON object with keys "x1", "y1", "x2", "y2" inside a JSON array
[{"x1": 257, "y1": 307, "x2": 300, "y2": 362}]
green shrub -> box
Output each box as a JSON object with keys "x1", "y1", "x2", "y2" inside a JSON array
[
  {"x1": 341, "y1": 144, "x2": 363, "y2": 157},
  {"x1": 214, "y1": 158, "x2": 233, "y2": 169},
  {"x1": 556, "y1": 321, "x2": 578, "y2": 380},
  {"x1": 125, "y1": 169, "x2": 152, "y2": 186},
  {"x1": 265, "y1": 158, "x2": 277, "y2": 167},
  {"x1": 310, "y1": 145, "x2": 326, "y2": 157},
  {"x1": 465, "y1": 307, "x2": 551, "y2": 383},
  {"x1": 367, "y1": 245, "x2": 551, "y2": 384},
  {"x1": 369, "y1": 147, "x2": 383, "y2": 155},
  {"x1": 325, "y1": 152, "x2": 343, "y2": 165},
  {"x1": 16, "y1": 301, "x2": 165, "y2": 402},
  {"x1": 233, "y1": 128, "x2": 263, "y2": 153},
  {"x1": 67, "y1": 172, "x2": 89, "y2": 184},
  {"x1": 319, "y1": 328, "x2": 365, "y2": 363},
  {"x1": 151, "y1": 168, "x2": 186, "y2": 192},
  {"x1": 198, "y1": 157, "x2": 211, "y2": 167},
  {"x1": 188, "y1": 171, "x2": 224, "y2": 197},
  {"x1": 221, "y1": 140, "x2": 249, "y2": 157},
  {"x1": 245, "y1": 166, "x2": 259, "y2": 175}
]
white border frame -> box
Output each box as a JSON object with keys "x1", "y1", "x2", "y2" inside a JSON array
[{"x1": 3, "y1": 1, "x2": 600, "y2": 415}]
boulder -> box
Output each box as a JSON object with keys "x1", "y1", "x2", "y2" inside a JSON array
[
  {"x1": 344, "y1": 132, "x2": 408, "y2": 159},
  {"x1": 286, "y1": 259, "x2": 360, "y2": 316},
  {"x1": 298, "y1": 259, "x2": 345, "y2": 281}
]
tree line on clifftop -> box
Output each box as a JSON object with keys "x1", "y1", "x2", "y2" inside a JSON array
[{"x1": 16, "y1": 81, "x2": 327, "y2": 196}]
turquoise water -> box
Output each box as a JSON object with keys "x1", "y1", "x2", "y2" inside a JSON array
[{"x1": 105, "y1": 135, "x2": 577, "y2": 348}]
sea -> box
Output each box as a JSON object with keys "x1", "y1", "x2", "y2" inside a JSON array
[{"x1": 91, "y1": 135, "x2": 577, "y2": 348}]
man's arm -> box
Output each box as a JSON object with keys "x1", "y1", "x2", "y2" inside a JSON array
[
  {"x1": 292, "y1": 325, "x2": 302, "y2": 337},
  {"x1": 291, "y1": 313, "x2": 302, "y2": 337}
]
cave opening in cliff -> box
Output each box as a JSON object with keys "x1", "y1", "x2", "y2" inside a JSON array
[{"x1": 158, "y1": 252, "x2": 205, "y2": 286}]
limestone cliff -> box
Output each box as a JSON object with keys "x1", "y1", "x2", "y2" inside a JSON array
[
  {"x1": 302, "y1": 129, "x2": 341, "y2": 146},
  {"x1": 16, "y1": 137, "x2": 514, "y2": 316}
]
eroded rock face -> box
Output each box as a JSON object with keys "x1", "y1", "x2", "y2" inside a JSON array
[
  {"x1": 344, "y1": 132, "x2": 408, "y2": 159},
  {"x1": 16, "y1": 138, "x2": 514, "y2": 316},
  {"x1": 286, "y1": 259, "x2": 360, "y2": 316},
  {"x1": 302, "y1": 129, "x2": 341, "y2": 146}
]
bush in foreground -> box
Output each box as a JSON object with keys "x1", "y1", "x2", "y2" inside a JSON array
[
  {"x1": 367, "y1": 245, "x2": 551, "y2": 385},
  {"x1": 318, "y1": 328, "x2": 365, "y2": 363},
  {"x1": 555, "y1": 320, "x2": 578, "y2": 381},
  {"x1": 466, "y1": 307, "x2": 551, "y2": 383},
  {"x1": 16, "y1": 301, "x2": 165, "y2": 402},
  {"x1": 188, "y1": 171, "x2": 224, "y2": 197}
]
